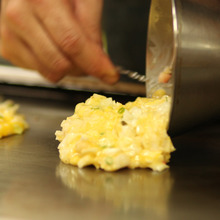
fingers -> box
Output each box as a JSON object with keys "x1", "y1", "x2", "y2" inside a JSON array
[
  {"x1": 73, "y1": 0, "x2": 103, "y2": 45},
  {"x1": 1, "y1": 27, "x2": 39, "y2": 70},
  {"x1": 1, "y1": 0, "x2": 76, "y2": 82},
  {"x1": 0, "y1": 0, "x2": 119, "y2": 84},
  {"x1": 31, "y1": 0, "x2": 119, "y2": 84},
  {"x1": 0, "y1": 26, "x2": 74, "y2": 82}
]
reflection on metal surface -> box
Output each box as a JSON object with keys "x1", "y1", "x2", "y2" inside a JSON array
[
  {"x1": 0, "y1": 173, "x2": 112, "y2": 220},
  {"x1": 0, "y1": 133, "x2": 24, "y2": 149},
  {"x1": 56, "y1": 162, "x2": 174, "y2": 218}
]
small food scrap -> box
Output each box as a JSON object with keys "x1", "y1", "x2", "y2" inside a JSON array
[
  {"x1": 158, "y1": 66, "x2": 172, "y2": 83},
  {"x1": 152, "y1": 88, "x2": 167, "y2": 99},
  {"x1": 56, "y1": 162, "x2": 174, "y2": 214},
  {"x1": 0, "y1": 100, "x2": 28, "y2": 139},
  {"x1": 55, "y1": 94, "x2": 175, "y2": 172}
]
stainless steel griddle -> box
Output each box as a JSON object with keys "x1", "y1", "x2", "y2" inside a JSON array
[{"x1": 0, "y1": 85, "x2": 219, "y2": 220}]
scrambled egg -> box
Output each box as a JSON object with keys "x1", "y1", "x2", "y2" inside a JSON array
[
  {"x1": 0, "y1": 100, "x2": 28, "y2": 138},
  {"x1": 55, "y1": 94, "x2": 175, "y2": 172}
]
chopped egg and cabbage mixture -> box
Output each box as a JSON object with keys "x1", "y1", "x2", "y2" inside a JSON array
[
  {"x1": 56, "y1": 94, "x2": 175, "y2": 172},
  {"x1": 0, "y1": 100, "x2": 28, "y2": 139}
]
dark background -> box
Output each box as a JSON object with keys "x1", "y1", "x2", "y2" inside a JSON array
[{"x1": 103, "y1": 0, "x2": 151, "y2": 75}]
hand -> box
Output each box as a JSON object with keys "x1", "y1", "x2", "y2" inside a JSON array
[{"x1": 0, "y1": 0, "x2": 119, "y2": 84}]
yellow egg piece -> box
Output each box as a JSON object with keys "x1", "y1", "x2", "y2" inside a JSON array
[
  {"x1": 0, "y1": 100, "x2": 28, "y2": 139},
  {"x1": 55, "y1": 94, "x2": 175, "y2": 172}
]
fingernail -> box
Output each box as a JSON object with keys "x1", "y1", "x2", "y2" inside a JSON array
[
  {"x1": 46, "y1": 73, "x2": 64, "y2": 83},
  {"x1": 101, "y1": 73, "x2": 120, "y2": 84}
]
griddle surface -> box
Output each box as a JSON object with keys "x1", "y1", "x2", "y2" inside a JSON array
[{"x1": 0, "y1": 86, "x2": 220, "y2": 220}]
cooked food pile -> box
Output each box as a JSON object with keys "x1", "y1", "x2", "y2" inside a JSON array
[
  {"x1": 55, "y1": 94, "x2": 175, "y2": 172},
  {"x1": 0, "y1": 100, "x2": 28, "y2": 138}
]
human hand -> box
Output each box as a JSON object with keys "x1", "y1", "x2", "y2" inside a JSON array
[{"x1": 0, "y1": 0, "x2": 119, "y2": 84}]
